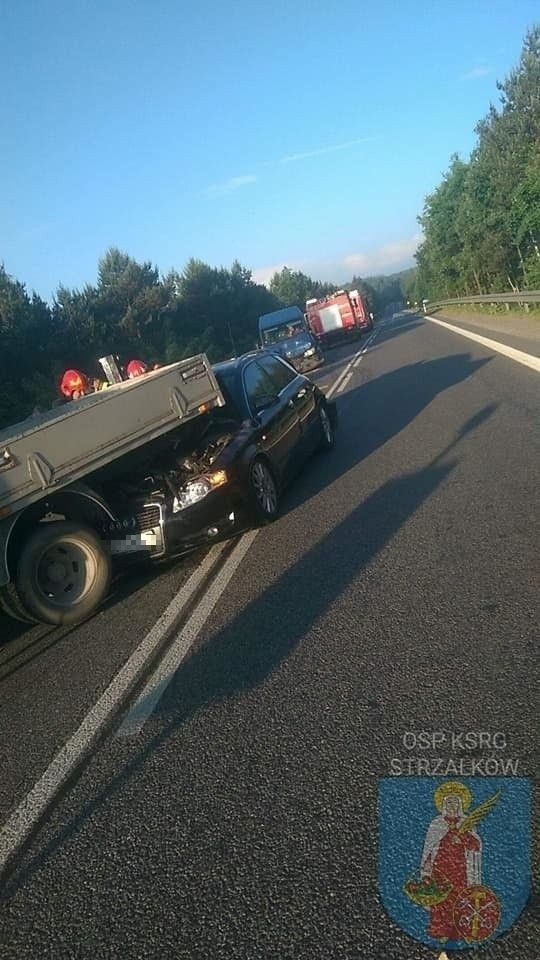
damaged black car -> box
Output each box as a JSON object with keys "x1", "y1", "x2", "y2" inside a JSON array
[{"x1": 99, "y1": 351, "x2": 337, "y2": 565}]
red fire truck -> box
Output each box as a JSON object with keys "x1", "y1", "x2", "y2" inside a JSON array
[{"x1": 305, "y1": 289, "x2": 373, "y2": 345}]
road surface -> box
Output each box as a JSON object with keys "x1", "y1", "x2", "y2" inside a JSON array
[{"x1": 1, "y1": 313, "x2": 538, "y2": 958}]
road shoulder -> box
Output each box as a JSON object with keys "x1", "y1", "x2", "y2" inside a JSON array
[{"x1": 432, "y1": 309, "x2": 540, "y2": 358}]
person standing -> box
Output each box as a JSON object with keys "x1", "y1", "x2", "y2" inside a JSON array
[{"x1": 420, "y1": 782, "x2": 481, "y2": 942}]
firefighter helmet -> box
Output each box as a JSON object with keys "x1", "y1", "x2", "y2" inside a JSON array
[
  {"x1": 60, "y1": 369, "x2": 89, "y2": 398},
  {"x1": 126, "y1": 359, "x2": 148, "y2": 378}
]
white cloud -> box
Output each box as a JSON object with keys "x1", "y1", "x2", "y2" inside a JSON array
[
  {"x1": 252, "y1": 234, "x2": 421, "y2": 288},
  {"x1": 204, "y1": 174, "x2": 257, "y2": 197},
  {"x1": 251, "y1": 263, "x2": 288, "y2": 286},
  {"x1": 460, "y1": 66, "x2": 491, "y2": 81},
  {"x1": 344, "y1": 234, "x2": 422, "y2": 275},
  {"x1": 279, "y1": 137, "x2": 373, "y2": 164}
]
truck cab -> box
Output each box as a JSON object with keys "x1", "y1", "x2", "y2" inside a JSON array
[{"x1": 258, "y1": 306, "x2": 324, "y2": 373}]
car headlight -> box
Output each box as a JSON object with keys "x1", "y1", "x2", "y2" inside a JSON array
[
  {"x1": 173, "y1": 470, "x2": 228, "y2": 512},
  {"x1": 304, "y1": 347, "x2": 315, "y2": 357}
]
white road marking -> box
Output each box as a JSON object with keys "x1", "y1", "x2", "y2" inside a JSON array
[
  {"x1": 117, "y1": 530, "x2": 259, "y2": 736},
  {"x1": 336, "y1": 371, "x2": 353, "y2": 394},
  {"x1": 361, "y1": 330, "x2": 377, "y2": 352},
  {"x1": 326, "y1": 346, "x2": 363, "y2": 398},
  {"x1": 0, "y1": 328, "x2": 383, "y2": 870},
  {"x1": 426, "y1": 314, "x2": 540, "y2": 373},
  {"x1": 327, "y1": 329, "x2": 379, "y2": 385},
  {"x1": 0, "y1": 541, "x2": 227, "y2": 876}
]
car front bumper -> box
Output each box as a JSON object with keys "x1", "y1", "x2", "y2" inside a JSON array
[{"x1": 160, "y1": 484, "x2": 241, "y2": 557}]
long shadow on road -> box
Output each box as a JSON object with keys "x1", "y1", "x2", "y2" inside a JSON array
[
  {"x1": 2, "y1": 350, "x2": 498, "y2": 896},
  {"x1": 281, "y1": 352, "x2": 492, "y2": 518}
]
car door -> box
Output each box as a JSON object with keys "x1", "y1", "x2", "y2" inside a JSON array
[
  {"x1": 258, "y1": 354, "x2": 319, "y2": 456},
  {"x1": 242, "y1": 360, "x2": 301, "y2": 481}
]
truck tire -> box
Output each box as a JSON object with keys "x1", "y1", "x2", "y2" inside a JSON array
[
  {"x1": 0, "y1": 581, "x2": 38, "y2": 624},
  {"x1": 246, "y1": 457, "x2": 279, "y2": 524},
  {"x1": 14, "y1": 521, "x2": 112, "y2": 626}
]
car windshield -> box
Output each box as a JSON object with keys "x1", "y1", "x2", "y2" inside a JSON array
[{"x1": 262, "y1": 320, "x2": 305, "y2": 345}]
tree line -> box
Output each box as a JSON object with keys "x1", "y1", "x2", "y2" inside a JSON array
[
  {"x1": 413, "y1": 26, "x2": 540, "y2": 302},
  {"x1": 0, "y1": 254, "x2": 406, "y2": 430}
]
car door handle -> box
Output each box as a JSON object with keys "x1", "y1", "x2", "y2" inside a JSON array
[{"x1": 296, "y1": 388, "x2": 307, "y2": 399}]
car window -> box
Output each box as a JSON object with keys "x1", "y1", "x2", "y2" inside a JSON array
[
  {"x1": 257, "y1": 354, "x2": 297, "y2": 393},
  {"x1": 243, "y1": 361, "x2": 278, "y2": 413},
  {"x1": 214, "y1": 368, "x2": 245, "y2": 419}
]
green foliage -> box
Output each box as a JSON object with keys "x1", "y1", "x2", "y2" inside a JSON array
[
  {"x1": 0, "y1": 252, "x2": 280, "y2": 429},
  {"x1": 269, "y1": 267, "x2": 337, "y2": 309},
  {"x1": 363, "y1": 269, "x2": 414, "y2": 313},
  {"x1": 416, "y1": 25, "x2": 540, "y2": 300}
]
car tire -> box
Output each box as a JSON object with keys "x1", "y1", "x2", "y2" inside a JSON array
[
  {"x1": 246, "y1": 457, "x2": 279, "y2": 524},
  {"x1": 14, "y1": 521, "x2": 112, "y2": 626},
  {"x1": 318, "y1": 403, "x2": 335, "y2": 451}
]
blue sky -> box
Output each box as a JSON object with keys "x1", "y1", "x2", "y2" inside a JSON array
[{"x1": 2, "y1": 0, "x2": 538, "y2": 300}]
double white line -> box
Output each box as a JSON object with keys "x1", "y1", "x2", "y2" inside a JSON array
[
  {"x1": 326, "y1": 330, "x2": 377, "y2": 398},
  {"x1": 0, "y1": 333, "x2": 378, "y2": 877}
]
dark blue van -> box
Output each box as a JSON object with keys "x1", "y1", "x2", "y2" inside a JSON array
[{"x1": 258, "y1": 306, "x2": 324, "y2": 373}]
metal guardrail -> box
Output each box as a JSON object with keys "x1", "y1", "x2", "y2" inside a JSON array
[{"x1": 426, "y1": 291, "x2": 540, "y2": 310}]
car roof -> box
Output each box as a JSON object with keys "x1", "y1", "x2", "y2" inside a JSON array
[{"x1": 213, "y1": 352, "x2": 262, "y2": 376}]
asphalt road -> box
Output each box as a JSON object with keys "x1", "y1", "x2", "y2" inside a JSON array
[{"x1": 1, "y1": 314, "x2": 538, "y2": 958}]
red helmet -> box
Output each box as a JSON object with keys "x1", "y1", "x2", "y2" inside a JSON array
[
  {"x1": 126, "y1": 359, "x2": 148, "y2": 378},
  {"x1": 60, "y1": 369, "x2": 89, "y2": 398}
]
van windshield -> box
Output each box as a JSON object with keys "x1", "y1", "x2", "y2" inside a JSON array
[{"x1": 262, "y1": 319, "x2": 305, "y2": 345}]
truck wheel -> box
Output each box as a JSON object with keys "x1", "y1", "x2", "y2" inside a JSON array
[
  {"x1": 14, "y1": 521, "x2": 112, "y2": 626},
  {"x1": 318, "y1": 403, "x2": 335, "y2": 451},
  {"x1": 247, "y1": 457, "x2": 279, "y2": 523},
  {"x1": 0, "y1": 582, "x2": 38, "y2": 624}
]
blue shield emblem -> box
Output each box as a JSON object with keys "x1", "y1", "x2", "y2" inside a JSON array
[{"x1": 378, "y1": 778, "x2": 531, "y2": 949}]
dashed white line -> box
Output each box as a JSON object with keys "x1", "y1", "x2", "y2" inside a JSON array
[
  {"x1": 336, "y1": 371, "x2": 353, "y2": 394},
  {"x1": 117, "y1": 531, "x2": 259, "y2": 736},
  {"x1": 426, "y1": 314, "x2": 540, "y2": 373},
  {"x1": 326, "y1": 346, "x2": 363, "y2": 398}
]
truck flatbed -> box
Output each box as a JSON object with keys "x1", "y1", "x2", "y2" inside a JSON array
[{"x1": 0, "y1": 355, "x2": 224, "y2": 518}]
